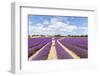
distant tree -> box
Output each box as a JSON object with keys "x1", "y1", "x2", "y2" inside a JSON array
[
  {"x1": 32, "y1": 35, "x2": 34, "y2": 37},
  {"x1": 84, "y1": 35, "x2": 88, "y2": 37},
  {"x1": 28, "y1": 35, "x2": 31, "y2": 38},
  {"x1": 68, "y1": 35, "x2": 71, "y2": 37},
  {"x1": 54, "y1": 34, "x2": 61, "y2": 37}
]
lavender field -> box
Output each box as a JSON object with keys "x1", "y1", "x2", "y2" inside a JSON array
[
  {"x1": 28, "y1": 15, "x2": 88, "y2": 61},
  {"x1": 28, "y1": 37, "x2": 88, "y2": 61}
]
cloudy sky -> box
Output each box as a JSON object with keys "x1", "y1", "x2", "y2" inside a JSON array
[{"x1": 28, "y1": 15, "x2": 88, "y2": 36}]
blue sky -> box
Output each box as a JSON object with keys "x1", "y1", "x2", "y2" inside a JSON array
[{"x1": 28, "y1": 15, "x2": 88, "y2": 36}]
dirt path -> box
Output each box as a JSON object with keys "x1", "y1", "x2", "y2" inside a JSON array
[
  {"x1": 47, "y1": 38, "x2": 58, "y2": 60},
  {"x1": 57, "y1": 40, "x2": 80, "y2": 59},
  {"x1": 29, "y1": 42, "x2": 50, "y2": 61}
]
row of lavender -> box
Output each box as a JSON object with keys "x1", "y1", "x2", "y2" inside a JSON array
[
  {"x1": 59, "y1": 37, "x2": 88, "y2": 58},
  {"x1": 28, "y1": 38, "x2": 52, "y2": 58},
  {"x1": 32, "y1": 42, "x2": 52, "y2": 60},
  {"x1": 55, "y1": 40, "x2": 73, "y2": 59}
]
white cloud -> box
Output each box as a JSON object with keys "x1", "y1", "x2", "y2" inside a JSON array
[
  {"x1": 29, "y1": 17, "x2": 86, "y2": 36},
  {"x1": 78, "y1": 27, "x2": 88, "y2": 30},
  {"x1": 43, "y1": 20, "x2": 49, "y2": 25}
]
